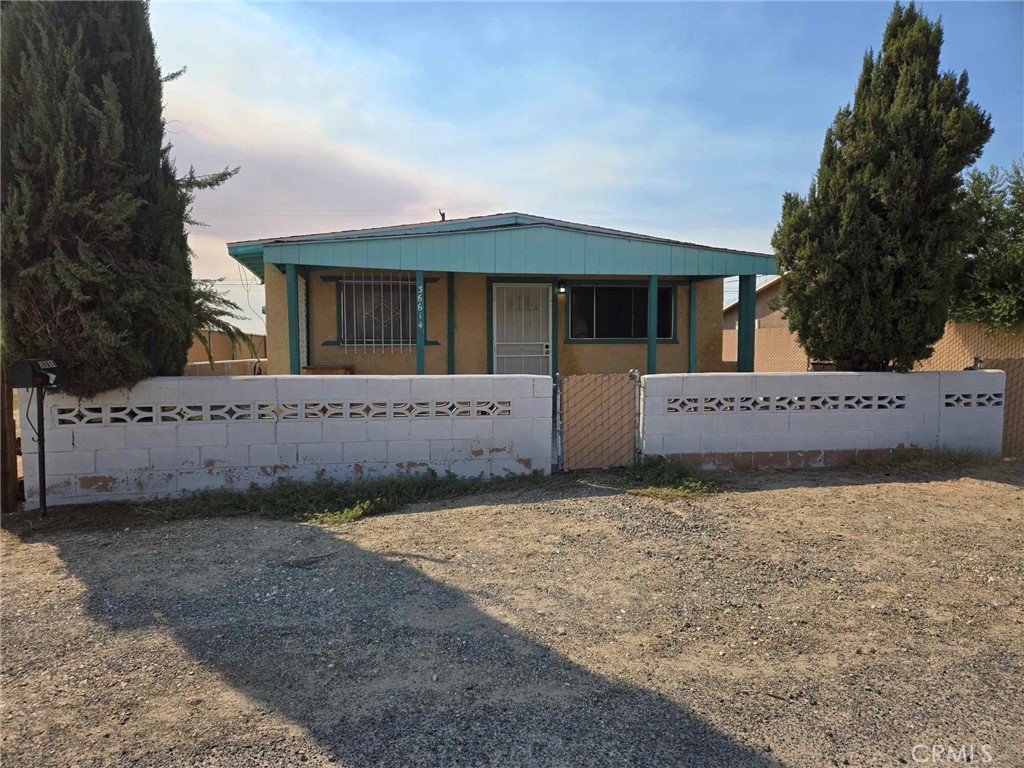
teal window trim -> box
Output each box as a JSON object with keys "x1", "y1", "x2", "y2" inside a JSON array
[
  {"x1": 285, "y1": 263, "x2": 300, "y2": 375},
  {"x1": 563, "y1": 282, "x2": 678, "y2": 345},
  {"x1": 319, "y1": 275, "x2": 440, "y2": 284},
  {"x1": 486, "y1": 276, "x2": 559, "y2": 378}
]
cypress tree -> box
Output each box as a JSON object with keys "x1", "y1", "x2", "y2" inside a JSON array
[
  {"x1": 1, "y1": 1, "x2": 235, "y2": 396},
  {"x1": 771, "y1": 2, "x2": 993, "y2": 371}
]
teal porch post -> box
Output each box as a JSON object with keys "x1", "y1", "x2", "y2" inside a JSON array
[
  {"x1": 285, "y1": 263, "x2": 300, "y2": 375},
  {"x1": 415, "y1": 270, "x2": 426, "y2": 375},
  {"x1": 737, "y1": 274, "x2": 756, "y2": 372},
  {"x1": 446, "y1": 272, "x2": 455, "y2": 374},
  {"x1": 647, "y1": 275, "x2": 658, "y2": 375},
  {"x1": 688, "y1": 281, "x2": 697, "y2": 373}
]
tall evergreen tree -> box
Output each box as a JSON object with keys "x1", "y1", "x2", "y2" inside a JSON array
[
  {"x1": 950, "y1": 159, "x2": 1024, "y2": 331},
  {"x1": 1, "y1": 1, "x2": 235, "y2": 396},
  {"x1": 771, "y1": 2, "x2": 993, "y2": 371}
]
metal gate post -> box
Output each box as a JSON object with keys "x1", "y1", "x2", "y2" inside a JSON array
[
  {"x1": 553, "y1": 373, "x2": 564, "y2": 472},
  {"x1": 629, "y1": 369, "x2": 641, "y2": 466}
]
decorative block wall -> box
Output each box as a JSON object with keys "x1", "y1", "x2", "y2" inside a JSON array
[
  {"x1": 20, "y1": 375, "x2": 553, "y2": 509},
  {"x1": 641, "y1": 371, "x2": 1005, "y2": 469}
]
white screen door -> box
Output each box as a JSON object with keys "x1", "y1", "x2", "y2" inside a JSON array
[{"x1": 493, "y1": 284, "x2": 552, "y2": 375}]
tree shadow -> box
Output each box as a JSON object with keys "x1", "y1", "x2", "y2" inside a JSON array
[{"x1": 41, "y1": 516, "x2": 784, "y2": 767}]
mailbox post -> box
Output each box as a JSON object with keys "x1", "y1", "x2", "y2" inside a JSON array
[{"x1": 11, "y1": 360, "x2": 64, "y2": 516}]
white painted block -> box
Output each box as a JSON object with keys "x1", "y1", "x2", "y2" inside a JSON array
[
  {"x1": 226, "y1": 423, "x2": 278, "y2": 445},
  {"x1": 533, "y1": 418, "x2": 552, "y2": 438},
  {"x1": 367, "y1": 377, "x2": 412, "y2": 401},
  {"x1": 905, "y1": 430, "x2": 939, "y2": 449},
  {"x1": 511, "y1": 398, "x2": 552, "y2": 418},
  {"x1": 662, "y1": 433, "x2": 700, "y2": 454},
  {"x1": 275, "y1": 421, "x2": 322, "y2": 444},
  {"x1": 387, "y1": 440, "x2": 431, "y2": 462},
  {"x1": 717, "y1": 413, "x2": 756, "y2": 434},
  {"x1": 296, "y1": 442, "x2": 347, "y2": 464},
  {"x1": 343, "y1": 441, "x2": 388, "y2": 462},
  {"x1": 752, "y1": 412, "x2": 790, "y2": 433},
  {"x1": 738, "y1": 431, "x2": 805, "y2": 452},
  {"x1": 47, "y1": 450, "x2": 96, "y2": 475},
  {"x1": 249, "y1": 443, "x2": 298, "y2": 466},
  {"x1": 492, "y1": 458, "x2": 538, "y2": 476},
  {"x1": 150, "y1": 447, "x2": 201, "y2": 469},
  {"x1": 642, "y1": 396, "x2": 667, "y2": 418},
  {"x1": 790, "y1": 412, "x2": 843, "y2": 434},
  {"x1": 683, "y1": 374, "x2": 755, "y2": 397},
  {"x1": 512, "y1": 438, "x2": 552, "y2": 459},
  {"x1": 492, "y1": 418, "x2": 535, "y2": 439},
  {"x1": 939, "y1": 370, "x2": 1004, "y2": 395},
  {"x1": 276, "y1": 376, "x2": 324, "y2": 400},
  {"x1": 177, "y1": 468, "x2": 233, "y2": 493},
  {"x1": 409, "y1": 377, "x2": 453, "y2": 401},
  {"x1": 366, "y1": 420, "x2": 411, "y2": 441},
  {"x1": 322, "y1": 421, "x2": 369, "y2": 443},
  {"x1": 643, "y1": 413, "x2": 684, "y2": 436},
  {"x1": 176, "y1": 424, "x2": 228, "y2": 447},
  {"x1": 320, "y1": 377, "x2": 369, "y2": 401},
  {"x1": 125, "y1": 425, "x2": 179, "y2": 448},
  {"x1": 939, "y1": 407, "x2": 1004, "y2": 431},
  {"x1": 407, "y1": 419, "x2": 452, "y2": 440},
  {"x1": 451, "y1": 376, "x2": 494, "y2": 399},
  {"x1": 448, "y1": 459, "x2": 491, "y2": 478},
  {"x1": 19, "y1": 428, "x2": 73, "y2": 454},
  {"x1": 122, "y1": 469, "x2": 176, "y2": 494},
  {"x1": 533, "y1": 377, "x2": 554, "y2": 398},
  {"x1": 200, "y1": 445, "x2": 251, "y2": 467},
  {"x1": 642, "y1": 375, "x2": 684, "y2": 397},
  {"x1": 453, "y1": 418, "x2": 494, "y2": 439},
  {"x1": 72, "y1": 426, "x2": 127, "y2": 451},
  {"x1": 492, "y1": 377, "x2": 535, "y2": 399},
  {"x1": 699, "y1": 433, "x2": 737, "y2": 453},
  {"x1": 95, "y1": 448, "x2": 151, "y2": 472},
  {"x1": 640, "y1": 434, "x2": 663, "y2": 455}
]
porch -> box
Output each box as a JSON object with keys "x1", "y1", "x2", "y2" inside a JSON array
[{"x1": 228, "y1": 213, "x2": 775, "y2": 377}]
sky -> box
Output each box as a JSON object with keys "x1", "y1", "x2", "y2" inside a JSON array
[{"x1": 149, "y1": 1, "x2": 1024, "y2": 332}]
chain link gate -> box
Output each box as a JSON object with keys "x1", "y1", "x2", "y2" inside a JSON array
[{"x1": 556, "y1": 371, "x2": 641, "y2": 470}]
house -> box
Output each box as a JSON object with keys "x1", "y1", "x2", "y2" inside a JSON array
[
  {"x1": 227, "y1": 213, "x2": 776, "y2": 377},
  {"x1": 721, "y1": 274, "x2": 1024, "y2": 374},
  {"x1": 722, "y1": 275, "x2": 784, "y2": 330}
]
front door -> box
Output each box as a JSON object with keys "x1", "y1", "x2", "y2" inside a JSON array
[{"x1": 493, "y1": 283, "x2": 552, "y2": 375}]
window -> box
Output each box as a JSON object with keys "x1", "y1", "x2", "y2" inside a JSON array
[
  {"x1": 338, "y1": 278, "x2": 415, "y2": 345},
  {"x1": 569, "y1": 285, "x2": 673, "y2": 340}
]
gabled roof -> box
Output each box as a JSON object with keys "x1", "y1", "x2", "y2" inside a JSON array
[
  {"x1": 228, "y1": 211, "x2": 776, "y2": 281},
  {"x1": 722, "y1": 274, "x2": 783, "y2": 314}
]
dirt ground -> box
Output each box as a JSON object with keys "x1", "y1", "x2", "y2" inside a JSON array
[{"x1": 2, "y1": 462, "x2": 1022, "y2": 767}]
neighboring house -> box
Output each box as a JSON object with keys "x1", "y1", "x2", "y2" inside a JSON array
[
  {"x1": 722, "y1": 275, "x2": 785, "y2": 330},
  {"x1": 227, "y1": 213, "x2": 776, "y2": 377},
  {"x1": 722, "y1": 275, "x2": 1024, "y2": 372},
  {"x1": 187, "y1": 331, "x2": 267, "y2": 364}
]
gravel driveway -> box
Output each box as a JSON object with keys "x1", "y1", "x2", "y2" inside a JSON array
[{"x1": 3, "y1": 462, "x2": 1022, "y2": 767}]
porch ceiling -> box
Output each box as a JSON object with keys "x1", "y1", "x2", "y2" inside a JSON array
[{"x1": 227, "y1": 212, "x2": 776, "y2": 282}]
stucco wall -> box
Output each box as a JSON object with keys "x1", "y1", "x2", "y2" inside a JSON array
[
  {"x1": 722, "y1": 278, "x2": 787, "y2": 330},
  {"x1": 266, "y1": 269, "x2": 729, "y2": 376}
]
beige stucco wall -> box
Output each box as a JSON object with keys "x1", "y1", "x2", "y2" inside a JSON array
[
  {"x1": 722, "y1": 278, "x2": 787, "y2": 330},
  {"x1": 265, "y1": 269, "x2": 728, "y2": 375}
]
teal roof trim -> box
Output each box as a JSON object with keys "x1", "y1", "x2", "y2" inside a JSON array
[{"x1": 227, "y1": 212, "x2": 776, "y2": 279}]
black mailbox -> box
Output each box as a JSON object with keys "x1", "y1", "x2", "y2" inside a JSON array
[{"x1": 11, "y1": 359, "x2": 64, "y2": 389}]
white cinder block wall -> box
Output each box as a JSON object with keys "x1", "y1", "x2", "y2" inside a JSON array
[
  {"x1": 20, "y1": 375, "x2": 553, "y2": 509},
  {"x1": 641, "y1": 371, "x2": 1005, "y2": 467}
]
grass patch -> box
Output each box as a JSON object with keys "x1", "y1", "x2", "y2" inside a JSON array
[
  {"x1": 614, "y1": 458, "x2": 716, "y2": 501},
  {"x1": 144, "y1": 470, "x2": 552, "y2": 526},
  {"x1": 849, "y1": 446, "x2": 1003, "y2": 471},
  {"x1": 136, "y1": 459, "x2": 714, "y2": 526}
]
